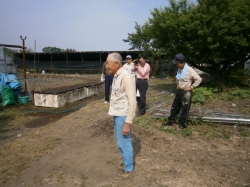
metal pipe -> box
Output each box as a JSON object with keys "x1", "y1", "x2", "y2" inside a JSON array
[
  {"x1": 154, "y1": 113, "x2": 250, "y2": 124},
  {"x1": 193, "y1": 116, "x2": 250, "y2": 125}
]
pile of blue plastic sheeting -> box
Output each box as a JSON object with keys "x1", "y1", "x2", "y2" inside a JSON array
[{"x1": 0, "y1": 73, "x2": 22, "y2": 96}]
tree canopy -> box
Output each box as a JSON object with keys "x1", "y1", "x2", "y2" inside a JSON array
[
  {"x1": 124, "y1": 0, "x2": 250, "y2": 85},
  {"x1": 42, "y1": 46, "x2": 63, "y2": 53},
  {"x1": 42, "y1": 46, "x2": 77, "y2": 53}
]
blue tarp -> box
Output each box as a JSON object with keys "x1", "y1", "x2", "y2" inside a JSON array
[{"x1": 0, "y1": 73, "x2": 22, "y2": 96}]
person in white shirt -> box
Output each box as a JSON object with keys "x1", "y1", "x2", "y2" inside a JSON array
[
  {"x1": 123, "y1": 55, "x2": 140, "y2": 99},
  {"x1": 123, "y1": 55, "x2": 136, "y2": 80}
]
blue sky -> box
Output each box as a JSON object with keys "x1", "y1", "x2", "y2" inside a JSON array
[{"x1": 0, "y1": 0, "x2": 176, "y2": 52}]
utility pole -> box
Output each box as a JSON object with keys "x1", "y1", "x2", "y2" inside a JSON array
[
  {"x1": 20, "y1": 35, "x2": 27, "y2": 91},
  {"x1": 34, "y1": 40, "x2": 36, "y2": 72}
]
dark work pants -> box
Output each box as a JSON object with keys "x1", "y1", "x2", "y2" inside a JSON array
[
  {"x1": 105, "y1": 74, "x2": 114, "y2": 102},
  {"x1": 136, "y1": 79, "x2": 148, "y2": 115},
  {"x1": 168, "y1": 90, "x2": 193, "y2": 127}
]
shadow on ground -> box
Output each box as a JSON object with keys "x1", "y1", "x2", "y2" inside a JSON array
[{"x1": 0, "y1": 93, "x2": 104, "y2": 144}]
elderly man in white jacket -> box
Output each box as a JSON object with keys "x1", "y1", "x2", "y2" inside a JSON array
[{"x1": 106, "y1": 52, "x2": 136, "y2": 180}]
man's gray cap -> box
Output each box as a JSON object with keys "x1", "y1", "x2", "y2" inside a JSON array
[{"x1": 172, "y1": 53, "x2": 185, "y2": 64}]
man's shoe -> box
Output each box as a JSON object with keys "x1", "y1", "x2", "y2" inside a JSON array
[
  {"x1": 117, "y1": 163, "x2": 124, "y2": 171},
  {"x1": 136, "y1": 113, "x2": 145, "y2": 117},
  {"x1": 162, "y1": 121, "x2": 173, "y2": 126},
  {"x1": 104, "y1": 101, "x2": 108, "y2": 104},
  {"x1": 179, "y1": 124, "x2": 187, "y2": 129},
  {"x1": 115, "y1": 170, "x2": 134, "y2": 180}
]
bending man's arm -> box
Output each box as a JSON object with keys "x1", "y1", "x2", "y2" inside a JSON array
[{"x1": 191, "y1": 69, "x2": 202, "y2": 89}]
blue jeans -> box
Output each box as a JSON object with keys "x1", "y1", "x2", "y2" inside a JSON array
[{"x1": 114, "y1": 116, "x2": 134, "y2": 172}]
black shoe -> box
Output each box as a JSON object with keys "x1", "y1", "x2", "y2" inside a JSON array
[
  {"x1": 162, "y1": 121, "x2": 173, "y2": 126},
  {"x1": 136, "y1": 113, "x2": 145, "y2": 117},
  {"x1": 179, "y1": 124, "x2": 187, "y2": 129}
]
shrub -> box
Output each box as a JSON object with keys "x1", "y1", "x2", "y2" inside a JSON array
[
  {"x1": 192, "y1": 87, "x2": 215, "y2": 105},
  {"x1": 220, "y1": 88, "x2": 250, "y2": 100}
]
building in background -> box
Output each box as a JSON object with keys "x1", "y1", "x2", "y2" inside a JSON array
[{"x1": 14, "y1": 51, "x2": 141, "y2": 74}]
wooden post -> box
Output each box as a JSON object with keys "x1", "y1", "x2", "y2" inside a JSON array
[
  {"x1": 20, "y1": 35, "x2": 27, "y2": 91},
  {"x1": 34, "y1": 40, "x2": 36, "y2": 72}
]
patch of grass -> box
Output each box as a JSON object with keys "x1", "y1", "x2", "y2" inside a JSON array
[
  {"x1": 0, "y1": 107, "x2": 21, "y2": 120},
  {"x1": 0, "y1": 106, "x2": 23, "y2": 133},
  {"x1": 57, "y1": 172, "x2": 64, "y2": 181},
  {"x1": 202, "y1": 126, "x2": 233, "y2": 140},
  {"x1": 222, "y1": 132, "x2": 231, "y2": 139},
  {"x1": 106, "y1": 160, "x2": 115, "y2": 165},
  {"x1": 42, "y1": 137, "x2": 62, "y2": 151},
  {"x1": 189, "y1": 117, "x2": 203, "y2": 125},
  {"x1": 159, "y1": 126, "x2": 176, "y2": 134},
  {"x1": 159, "y1": 117, "x2": 168, "y2": 123},
  {"x1": 134, "y1": 116, "x2": 155, "y2": 130},
  {"x1": 210, "y1": 129, "x2": 221, "y2": 139},
  {"x1": 238, "y1": 127, "x2": 250, "y2": 137},
  {"x1": 220, "y1": 92, "x2": 233, "y2": 100},
  {"x1": 194, "y1": 123, "x2": 250, "y2": 140},
  {"x1": 220, "y1": 88, "x2": 250, "y2": 100},
  {"x1": 180, "y1": 128, "x2": 193, "y2": 137}
]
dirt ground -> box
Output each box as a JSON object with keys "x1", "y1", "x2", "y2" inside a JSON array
[
  {"x1": 0, "y1": 76, "x2": 250, "y2": 187},
  {"x1": 17, "y1": 73, "x2": 101, "y2": 93}
]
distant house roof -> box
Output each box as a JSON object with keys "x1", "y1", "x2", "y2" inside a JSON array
[{"x1": 0, "y1": 44, "x2": 26, "y2": 49}]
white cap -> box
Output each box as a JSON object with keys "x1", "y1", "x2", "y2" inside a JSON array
[{"x1": 126, "y1": 55, "x2": 132, "y2": 59}]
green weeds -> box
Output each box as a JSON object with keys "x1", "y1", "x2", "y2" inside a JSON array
[
  {"x1": 238, "y1": 127, "x2": 250, "y2": 137},
  {"x1": 159, "y1": 126, "x2": 176, "y2": 134},
  {"x1": 220, "y1": 88, "x2": 250, "y2": 100},
  {"x1": 180, "y1": 128, "x2": 193, "y2": 137}
]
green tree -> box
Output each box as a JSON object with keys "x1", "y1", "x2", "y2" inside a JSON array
[
  {"x1": 42, "y1": 46, "x2": 63, "y2": 53},
  {"x1": 124, "y1": 0, "x2": 250, "y2": 87},
  {"x1": 4, "y1": 48, "x2": 32, "y2": 59},
  {"x1": 64, "y1": 48, "x2": 77, "y2": 52}
]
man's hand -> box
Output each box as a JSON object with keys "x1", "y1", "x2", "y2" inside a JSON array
[
  {"x1": 184, "y1": 86, "x2": 192, "y2": 91},
  {"x1": 122, "y1": 123, "x2": 131, "y2": 135}
]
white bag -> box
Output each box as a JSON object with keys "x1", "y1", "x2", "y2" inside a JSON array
[
  {"x1": 136, "y1": 89, "x2": 140, "y2": 97},
  {"x1": 101, "y1": 74, "x2": 105, "y2": 82}
]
